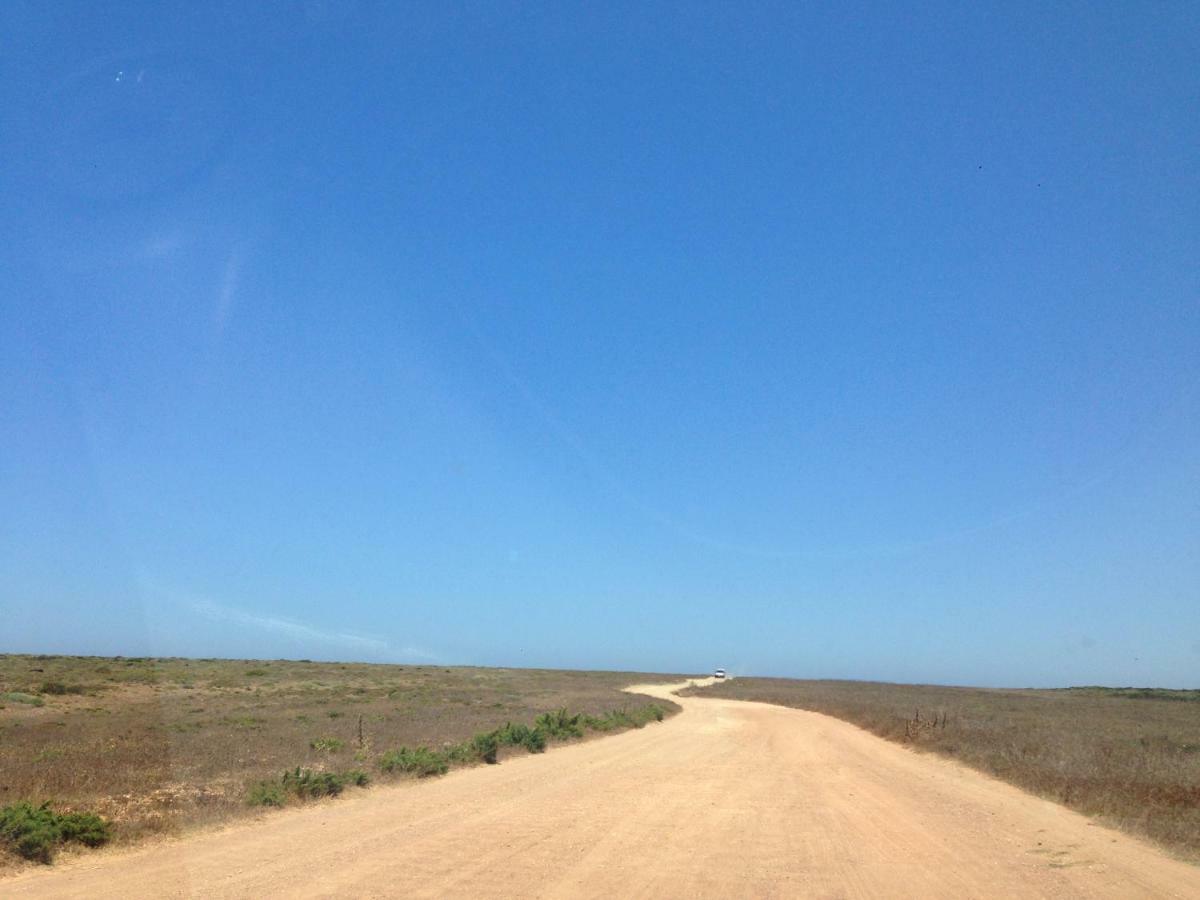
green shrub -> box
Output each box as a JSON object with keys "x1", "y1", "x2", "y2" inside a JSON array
[
  {"x1": 498, "y1": 722, "x2": 547, "y2": 753},
  {"x1": 497, "y1": 722, "x2": 530, "y2": 744},
  {"x1": 496, "y1": 722, "x2": 546, "y2": 753},
  {"x1": 56, "y1": 812, "x2": 109, "y2": 848},
  {"x1": 580, "y1": 705, "x2": 665, "y2": 733},
  {"x1": 0, "y1": 802, "x2": 111, "y2": 863},
  {"x1": 310, "y1": 737, "x2": 344, "y2": 753},
  {"x1": 522, "y1": 728, "x2": 547, "y2": 752},
  {"x1": 246, "y1": 782, "x2": 286, "y2": 807},
  {"x1": 534, "y1": 708, "x2": 583, "y2": 739},
  {"x1": 466, "y1": 731, "x2": 499, "y2": 764},
  {"x1": 379, "y1": 747, "x2": 448, "y2": 777},
  {"x1": 281, "y1": 767, "x2": 344, "y2": 799},
  {"x1": 247, "y1": 768, "x2": 367, "y2": 807}
]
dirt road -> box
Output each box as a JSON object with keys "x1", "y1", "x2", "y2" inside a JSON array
[{"x1": 5, "y1": 680, "x2": 1198, "y2": 898}]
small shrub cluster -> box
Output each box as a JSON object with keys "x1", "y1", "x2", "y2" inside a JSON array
[
  {"x1": 39, "y1": 682, "x2": 88, "y2": 696},
  {"x1": 246, "y1": 767, "x2": 369, "y2": 807},
  {"x1": 534, "y1": 708, "x2": 583, "y2": 739},
  {"x1": 459, "y1": 730, "x2": 499, "y2": 764},
  {"x1": 379, "y1": 746, "x2": 449, "y2": 777},
  {"x1": 309, "y1": 737, "x2": 344, "y2": 753},
  {"x1": 496, "y1": 722, "x2": 547, "y2": 753},
  {"x1": 581, "y1": 705, "x2": 665, "y2": 731},
  {"x1": 378, "y1": 703, "x2": 667, "y2": 782},
  {"x1": 245, "y1": 781, "x2": 286, "y2": 808},
  {"x1": 0, "y1": 802, "x2": 110, "y2": 863}
]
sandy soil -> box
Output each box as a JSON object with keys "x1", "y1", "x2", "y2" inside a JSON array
[{"x1": 4, "y1": 679, "x2": 1198, "y2": 898}]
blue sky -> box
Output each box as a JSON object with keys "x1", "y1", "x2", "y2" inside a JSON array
[{"x1": 2, "y1": 2, "x2": 1197, "y2": 686}]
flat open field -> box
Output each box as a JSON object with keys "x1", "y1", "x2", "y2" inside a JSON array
[
  {"x1": 683, "y1": 677, "x2": 1200, "y2": 860},
  {"x1": 0, "y1": 654, "x2": 680, "y2": 868},
  {"x1": 5, "y1": 679, "x2": 1200, "y2": 899}
]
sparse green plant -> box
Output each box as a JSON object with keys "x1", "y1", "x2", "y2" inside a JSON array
[
  {"x1": 1, "y1": 692, "x2": 44, "y2": 707},
  {"x1": 310, "y1": 737, "x2": 344, "y2": 753}
]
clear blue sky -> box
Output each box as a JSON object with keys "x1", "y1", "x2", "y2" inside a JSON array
[{"x1": 2, "y1": 2, "x2": 1197, "y2": 687}]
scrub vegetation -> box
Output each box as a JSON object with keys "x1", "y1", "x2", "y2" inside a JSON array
[
  {"x1": 684, "y1": 677, "x2": 1200, "y2": 859},
  {"x1": 0, "y1": 654, "x2": 678, "y2": 869},
  {"x1": 0, "y1": 802, "x2": 110, "y2": 864},
  {"x1": 370, "y1": 702, "x2": 666, "y2": 783}
]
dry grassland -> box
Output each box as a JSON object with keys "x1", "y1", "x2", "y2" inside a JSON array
[{"x1": 0, "y1": 654, "x2": 679, "y2": 867}]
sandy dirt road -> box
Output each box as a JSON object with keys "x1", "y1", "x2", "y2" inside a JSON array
[{"x1": 4, "y1": 679, "x2": 1199, "y2": 899}]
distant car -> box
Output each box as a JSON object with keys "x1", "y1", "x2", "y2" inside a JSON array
[{"x1": 713, "y1": 669, "x2": 726, "y2": 679}]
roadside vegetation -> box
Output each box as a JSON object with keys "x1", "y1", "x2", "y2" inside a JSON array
[
  {"x1": 367, "y1": 704, "x2": 665, "y2": 786},
  {"x1": 0, "y1": 654, "x2": 678, "y2": 869},
  {"x1": 0, "y1": 803, "x2": 110, "y2": 864},
  {"x1": 684, "y1": 677, "x2": 1200, "y2": 859}
]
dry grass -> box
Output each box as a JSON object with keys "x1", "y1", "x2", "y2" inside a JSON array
[
  {"x1": 683, "y1": 677, "x2": 1200, "y2": 860},
  {"x1": 0, "y1": 654, "x2": 679, "y2": 869}
]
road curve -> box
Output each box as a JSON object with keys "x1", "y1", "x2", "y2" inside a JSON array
[{"x1": 4, "y1": 680, "x2": 1198, "y2": 898}]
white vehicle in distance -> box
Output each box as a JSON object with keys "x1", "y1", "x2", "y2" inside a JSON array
[{"x1": 713, "y1": 668, "x2": 726, "y2": 680}]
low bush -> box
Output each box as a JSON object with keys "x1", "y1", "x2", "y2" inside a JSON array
[
  {"x1": 310, "y1": 737, "x2": 344, "y2": 753},
  {"x1": 535, "y1": 708, "x2": 583, "y2": 739},
  {"x1": 581, "y1": 704, "x2": 664, "y2": 732},
  {"x1": 246, "y1": 782, "x2": 286, "y2": 807},
  {"x1": 39, "y1": 682, "x2": 88, "y2": 696},
  {"x1": 282, "y1": 767, "x2": 345, "y2": 799},
  {"x1": 0, "y1": 802, "x2": 111, "y2": 863},
  {"x1": 497, "y1": 722, "x2": 546, "y2": 753},
  {"x1": 522, "y1": 729, "x2": 547, "y2": 752},
  {"x1": 379, "y1": 747, "x2": 449, "y2": 777},
  {"x1": 465, "y1": 731, "x2": 499, "y2": 764},
  {"x1": 247, "y1": 768, "x2": 369, "y2": 807}
]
